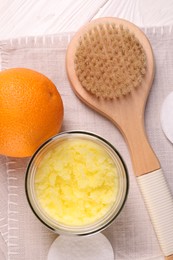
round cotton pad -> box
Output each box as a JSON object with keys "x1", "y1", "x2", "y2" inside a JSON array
[
  {"x1": 47, "y1": 233, "x2": 114, "y2": 260},
  {"x1": 160, "y1": 91, "x2": 173, "y2": 143}
]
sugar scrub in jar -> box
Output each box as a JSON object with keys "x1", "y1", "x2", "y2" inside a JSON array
[{"x1": 25, "y1": 131, "x2": 128, "y2": 235}]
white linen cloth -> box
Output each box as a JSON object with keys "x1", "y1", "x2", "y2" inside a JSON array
[{"x1": 0, "y1": 26, "x2": 173, "y2": 259}]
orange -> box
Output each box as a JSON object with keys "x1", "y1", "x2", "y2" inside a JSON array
[{"x1": 0, "y1": 68, "x2": 64, "y2": 157}]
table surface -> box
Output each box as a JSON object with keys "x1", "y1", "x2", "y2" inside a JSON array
[{"x1": 0, "y1": 0, "x2": 173, "y2": 40}]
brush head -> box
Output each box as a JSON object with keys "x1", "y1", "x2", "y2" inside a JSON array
[
  {"x1": 74, "y1": 22, "x2": 147, "y2": 99},
  {"x1": 66, "y1": 17, "x2": 154, "y2": 118}
]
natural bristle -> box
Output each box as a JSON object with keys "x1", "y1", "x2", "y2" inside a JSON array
[{"x1": 74, "y1": 23, "x2": 147, "y2": 99}]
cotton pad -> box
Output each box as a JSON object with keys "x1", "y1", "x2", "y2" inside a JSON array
[
  {"x1": 160, "y1": 91, "x2": 173, "y2": 143},
  {"x1": 47, "y1": 233, "x2": 114, "y2": 260}
]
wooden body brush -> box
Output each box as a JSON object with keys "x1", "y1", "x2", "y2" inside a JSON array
[{"x1": 66, "y1": 17, "x2": 173, "y2": 259}]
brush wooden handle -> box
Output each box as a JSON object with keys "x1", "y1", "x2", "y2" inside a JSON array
[
  {"x1": 123, "y1": 122, "x2": 173, "y2": 257},
  {"x1": 118, "y1": 119, "x2": 173, "y2": 258},
  {"x1": 121, "y1": 116, "x2": 160, "y2": 176},
  {"x1": 165, "y1": 255, "x2": 173, "y2": 260},
  {"x1": 137, "y1": 169, "x2": 173, "y2": 258},
  {"x1": 121, "y1": 120, "x2": 173, "y2": 258}
]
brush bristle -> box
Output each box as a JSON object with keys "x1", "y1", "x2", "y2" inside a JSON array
[{"x1": 74, "y1": 23, "x2": 147, "y2": 99}]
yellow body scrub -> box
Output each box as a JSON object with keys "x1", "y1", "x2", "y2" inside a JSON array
[
  {"x1": 26, "y1": 131, "x2": 128, "y2": 235},
  {"x1": 35, "y1": 138, "x2": 119, "y2": 226}
]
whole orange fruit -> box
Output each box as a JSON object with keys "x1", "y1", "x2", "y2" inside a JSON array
[{"x1": 0, "y1": 68, "x2": 64, "y2": 157}]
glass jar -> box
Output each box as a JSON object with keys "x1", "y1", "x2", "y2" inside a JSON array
[{"x1": 25, "y1": 131, "x2": 129, "y2": 235}]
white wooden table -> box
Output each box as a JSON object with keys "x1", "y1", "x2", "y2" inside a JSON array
[{"x1": 0, "y1": 0, "x2": 173, "y2": 40}]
